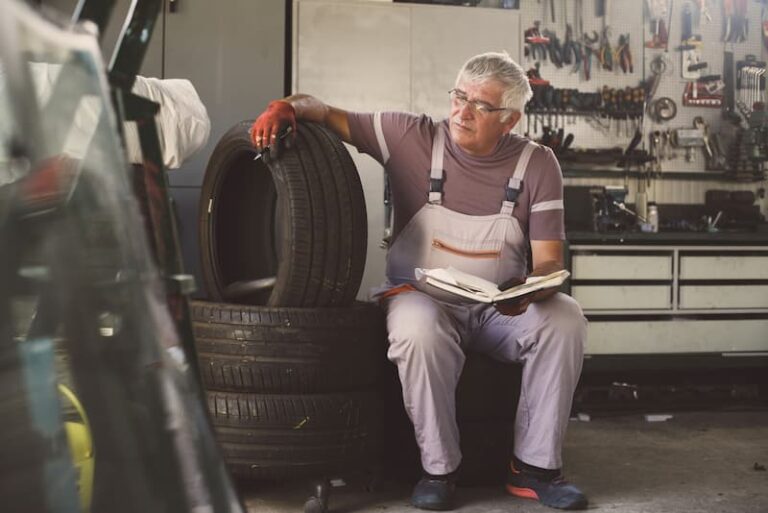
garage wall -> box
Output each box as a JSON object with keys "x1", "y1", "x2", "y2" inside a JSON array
[
  {"x1": 294, "y1": 0, "x2": 521, "y2": 298},
  {"x1": 295, "y1": 0, "x2": 768, "y2": 299}
]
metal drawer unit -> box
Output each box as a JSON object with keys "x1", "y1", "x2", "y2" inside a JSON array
[
  {"x1": 569, "y1": 245, "x2": 768, "y2": 356},
  {"x1": 570, "y1": 249, "x2": 674, "y2": 313},
  {"x1": 678, "y1": 251, "x2": 768, "y2": 310}
]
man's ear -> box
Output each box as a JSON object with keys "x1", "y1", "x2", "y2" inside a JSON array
[{"x1": 503, "y1": 111, "x2": 522, "y2": 133}]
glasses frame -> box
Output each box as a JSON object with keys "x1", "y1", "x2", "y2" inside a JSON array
[{"x1": 448, "y1": 88, "x2": 514, "y2": 115}]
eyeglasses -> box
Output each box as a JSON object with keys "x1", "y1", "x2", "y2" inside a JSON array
[{"x1": 449, "y1": 89, "x2": 512, "y2": 115}]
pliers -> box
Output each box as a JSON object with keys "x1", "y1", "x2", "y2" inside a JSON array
[
  {"x1": 616, "y1": 34, "x2": 633, "y2": 74},
  {"x1": 546, "y1": 30, "x2": 564, "y2": 68},
  {"x1": 525, "y1": 22, "x2": 550, "y2": 61},
  {"x1": 582, "y1": 31, "x2": 599, "y2": 81},
  {"x1": 561, "y1": 24, "x2": 583, "y2": 73},
  {"x1": 724, "y1": 0, "x2": 748, "y2": 43},
  {"x1": 598, "y1": 27, "x2": 613, "y2": 71}
]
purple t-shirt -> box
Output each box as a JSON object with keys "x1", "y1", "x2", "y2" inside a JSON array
[{"x1": 347, "y1": 111, "x2": 565, "y2": 243}]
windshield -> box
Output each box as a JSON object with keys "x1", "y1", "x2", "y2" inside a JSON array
[{"x1": 0, "y1": 2, "x2": 242, "y2": 512}]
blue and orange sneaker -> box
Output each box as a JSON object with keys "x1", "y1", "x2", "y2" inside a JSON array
[{"x1": 506, "y1": 460, "x2": 588, "y2": 510}]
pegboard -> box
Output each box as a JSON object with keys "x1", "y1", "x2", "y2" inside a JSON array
[
  {"x1": 515, "y1": 0, "x2": 767, "y2": 210},
  {"x1": 519, "y1": 0, "x2": 647, "y2": 150},
  {"x1": 642, "y1": 0, "x2": 765, "y2": 173},
  {"x1": 521, "y1": 0, "x2": 766, "y2": 160}
]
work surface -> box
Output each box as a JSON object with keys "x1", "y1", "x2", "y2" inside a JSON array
[{"x1": 241, "y1": 410, "x2": 768, "y2": 513}]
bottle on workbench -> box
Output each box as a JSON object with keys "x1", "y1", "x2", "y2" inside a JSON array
[{"x1": 648, "y1": 202, "x2": 659, "y2": 233}]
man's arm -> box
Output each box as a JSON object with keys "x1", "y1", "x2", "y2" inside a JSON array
[
  {"x1": 283, "y1": 94, "x2": 351, "y2": 142},
  {"x1": 528, "y1": 239, "x2": 565, "y2": 302},
  {"x1": 251, "y1": 94, "x2": 351, "y2": 151},
  {"x1": 495, "y1": 239, "x2": 564, "y2": 317}
]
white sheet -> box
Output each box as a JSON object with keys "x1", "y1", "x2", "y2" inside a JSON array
[{"x1": 3, "y1": 62, "x2": 210, "y2": 169}]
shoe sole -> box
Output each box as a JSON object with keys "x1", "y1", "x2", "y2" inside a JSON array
[
  {"x1": 506, "y1": 484, "x2": 588, "y2": 510},
  {"x1": 506, "y1": 484, "x2": 539, "y2": 500}
]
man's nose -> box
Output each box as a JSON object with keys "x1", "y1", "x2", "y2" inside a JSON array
[{"x1": 458, "y1": 102, "x2": 474, "y2": 118}]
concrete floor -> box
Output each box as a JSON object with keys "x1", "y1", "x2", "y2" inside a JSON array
[{"x1": 239, "y1": 411, "x2": 768, "y2": 513}]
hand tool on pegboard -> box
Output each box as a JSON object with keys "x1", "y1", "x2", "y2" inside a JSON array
[
  {"x1": 680, "y1": 41, "x2": 706, "y2": 80},
  {"x1": 543, "y1": 29, "x2": 564, "y2": 68},
  {"x1": 645, "y1": 0, "x2": 671, "y2": 49},
  {"x1": 762, "y1": 0, "x2": 768, "y2": 50},
  {"x1": 574, "y1": 0, "x2": 585, "y2": 41},
  {"x1": 723, "y1": 51, "x2": 740, "y2": 123},
  {"x1": 681, "y1": 2, "x2": 703, "y2": 46},
  {"x1": 682, "y1": 76, "x2": 723, "y2": 107},
  {"x1": 598, "y1": 27, "x2": 613, "y2": 71},
  {"x1": 582, "y1": 31, "x2": 600, "y2": 80},
  {"x1": 670, "y1": 125, "x2": 707, "y2": 162},
  {"x1": 524, "y1": 22, "x2": 550, "y2": 62},
  {"x1": 615, "y1": 34, "x2": 633, "y2": 74},
  {"x1": 693, "y1": 116, "x2": 716, "y2": 168},
  {"x1": 650, "y1": 96, "x2": 678, "y2": 123},
  {"x1": 736, "y1": 55, "x2": 767, "y2": 116},
  {"x1": 561, "y1": 24, "x2": 583, "y2": 74},
  {"x1": 645, "y1": 54, "x2": 668, "y2": 108},
  {"x1": 723, "y1": 0, "x2": 748, "y2": 43},
  {"x1": 694, "y1": 0, "x2": 712, "y2": 23}
]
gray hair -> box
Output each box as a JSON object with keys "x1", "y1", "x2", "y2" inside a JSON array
[{"x1": 455, "y1": 51, "x2": 532, "y2": 121}]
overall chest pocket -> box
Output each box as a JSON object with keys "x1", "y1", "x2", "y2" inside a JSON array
[{"x1": 428, "y1": 231, "x2": 503, "y2": 283}]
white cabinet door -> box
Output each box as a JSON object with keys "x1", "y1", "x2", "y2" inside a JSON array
[
  {"x1": 572, "y1": 254, "x2": 672, "y2": 280},
  {"x1": 573, "y1": 285, "x2": 671, "y2": 310},
  {"x1": 680, "y1": 255, "x2": 768, "y2": 280},
  {"x1": 586, "y1": 319, "x2": 768, "y2": 355},
  {"x1": 679, "y1": 285, "x2": 768, "y2": 309}
]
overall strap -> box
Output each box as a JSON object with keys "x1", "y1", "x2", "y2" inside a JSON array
[
  {"x1": 375, "y1": 112, "x2": 393, "y2": 246},
  {"x1": 500, "y1": 142, "x2": 536, "y2": 216},
  {"x1": 428, "y1": 128, "x2": 446, "y2": 205}
]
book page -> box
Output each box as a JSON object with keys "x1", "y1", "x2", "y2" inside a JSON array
[
  {"x1": 416, "y1": 267, "x2": 499, "y2": 298},
  {"x1": 495, "y1": 270, "x2": 570, "y2": 302}
]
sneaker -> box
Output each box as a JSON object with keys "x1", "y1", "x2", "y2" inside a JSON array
[
  {"x1": 506, "y1": 462, "x2": 588, "y2": 510},
  {"x1": 411, "y1": 474, "x2": 457, "y2": 511}
]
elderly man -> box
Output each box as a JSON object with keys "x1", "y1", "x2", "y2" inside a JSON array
[{"x1": 252, "y1": 51, "x2": 588, "y2": 511}]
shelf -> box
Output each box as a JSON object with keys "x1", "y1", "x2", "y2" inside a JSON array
[{"x1": 562, "y1": 168, "x2": 759, "y2": 181}]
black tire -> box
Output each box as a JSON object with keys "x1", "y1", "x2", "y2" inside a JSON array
[
  {"x1": 455, "y1": 354, "x2": 521, "y2": 421},
  {"x1": 456, "y1": 420, "x2": 514, "y2": 486},
  {"x1": 379, "y1": 354, "x2": 521, "y2": 484},
  {"x1": 199, "y1": 120, "x2": 367, "y2": 307},
  {"x1": 207, "y1": 390, "x2": 378, "y2": 480},
  {"x1": 190, "y1": 300, "x2": 386, "y2": 394}
]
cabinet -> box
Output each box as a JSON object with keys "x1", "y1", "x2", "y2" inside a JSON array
[{"x1": 569, "y1": 243, "x2": 768, "y2": 358}]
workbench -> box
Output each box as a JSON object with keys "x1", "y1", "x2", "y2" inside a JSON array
[{"x1": 566, "y1": 230, "x2": 768, "y2": 370}]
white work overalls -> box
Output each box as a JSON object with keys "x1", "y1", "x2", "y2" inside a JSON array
[{"x1": 383, "y1": 125, "x2": 587, "y2": 474}]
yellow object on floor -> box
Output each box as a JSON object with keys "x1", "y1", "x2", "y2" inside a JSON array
[{"x1": 59, "y1": 384, "x2": 94, "y2": 513}]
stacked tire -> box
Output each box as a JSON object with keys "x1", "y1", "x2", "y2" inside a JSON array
[
  {"x1": 195, "y1": 121, "x2": 385, "y2": 482},
  {"x1": 199, "y1": 120, "x2": 367, "y2": 307}
]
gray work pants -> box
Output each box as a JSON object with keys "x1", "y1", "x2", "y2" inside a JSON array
[{"x1": 385, "y1": 291, "x2": 587, "y2": 475}]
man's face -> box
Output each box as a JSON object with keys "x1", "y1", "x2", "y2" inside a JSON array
[{"x1": 448, "y1": 79, "x2": 521, "y2": 156}]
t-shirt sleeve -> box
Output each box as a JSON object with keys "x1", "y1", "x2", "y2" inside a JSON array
[
  {"x1": 527, "y1": 145, "x2": 565, "y2": 241},
  {"x1": 347, "y1": 111, "x2": 421, "y2": 165}
]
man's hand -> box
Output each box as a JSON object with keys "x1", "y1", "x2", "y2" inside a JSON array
[
  {"x1": 495, "y1": 295, "x2": 532, "y2": 316},
  {"x1": 494, "y1": 269, "x2": 561, "y2": 316},
  {"x1": 250, "y1": 100, "x2": 297, "y2": 158},
  {"x1": 495, "y1": 276, "x2": 527, "y2": 316}
]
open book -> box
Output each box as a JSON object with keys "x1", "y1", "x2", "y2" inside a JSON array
[{"x1": 415, "y1": 267, "x2": 570, "y2": 304}]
